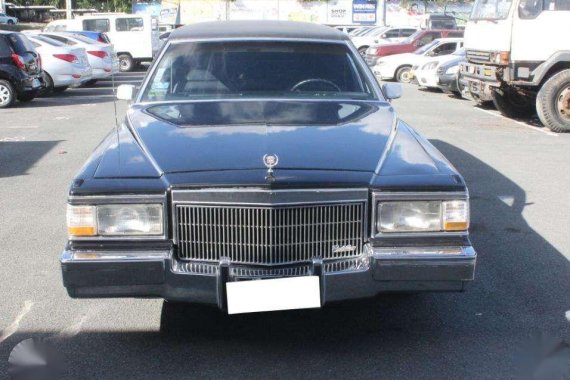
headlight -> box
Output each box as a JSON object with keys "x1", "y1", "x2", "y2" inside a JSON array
[
  {"x1": 445, "y1": 65, "x2": 459, "y2": 75},
  {"x1": 422, "y1": 61, "x2": 438, "y2": 70},
  {"x1": 67, "y1": 204, "x2": 163, "y2": 237},
  {"x1": 376, "y1": 200, "x2": 469, "y2": 234}
]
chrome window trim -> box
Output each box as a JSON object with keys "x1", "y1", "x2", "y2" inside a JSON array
[
  {"x1": 171, "y1": 188, "x2": 369, "y2": 246},
  {"x1": 135, "y1": 37, "x2": 385, "y2": 104},
  {"x1": 67, "y1": 194, "x2": 168, "y2": 241},
  {"x1": 371, "y1": 191, "x2": 469, "y2": 238}
]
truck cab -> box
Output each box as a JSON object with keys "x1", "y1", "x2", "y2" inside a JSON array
[{"x1": 462, "y1": 0, "x2": 570, "y2": 132}]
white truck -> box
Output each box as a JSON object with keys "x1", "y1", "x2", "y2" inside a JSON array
[
  {"x1": 461, "y1": 0, "x2": 570, "y2": 132},
  {"x1": 45, "y1": 13, "x2": 160, "y2": 72}
]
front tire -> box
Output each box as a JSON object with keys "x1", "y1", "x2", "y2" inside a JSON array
[
  {"x1": 52, "y1": 86, "x2": 68, "y2": 94},
  {"x1": 491, "y1": 87, "x2": 535, "y2": 119},
  {"x1": 7, "y1": 20, "x2": 14, "y2": 25},
  {"x1": 118, "y1": 54, "x2": 134, "y2": 72},
  {"x1": 0, "y1": 80, "x2": 15, "y2": 108},
  {"x1": 396, "y1": 66, "x2": 412, "y2": 83},
  {"x1": 536, "y1": 69, "x2": 570, "y2": 133}
]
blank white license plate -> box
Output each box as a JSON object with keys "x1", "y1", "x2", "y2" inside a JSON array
[{"x1": 226, "y1": 276, "x2": 321, "y2": 315}]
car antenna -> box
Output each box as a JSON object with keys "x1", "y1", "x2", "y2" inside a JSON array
[{"x1": 111, "y1": 65, "x2": 121, "y2": 174}]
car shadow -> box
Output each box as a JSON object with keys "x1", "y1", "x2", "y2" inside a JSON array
[
  {"x1": 1, "y1": 142, "x2": 569, "y2": 379},
  {"x1": 0, "y1": 140, "x2": 62, "y2": 178}
]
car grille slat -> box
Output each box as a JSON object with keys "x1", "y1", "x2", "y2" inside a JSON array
[
  {"x1": 175, "y1": 203, "x2": 365, "y2": 265},
  {"x1": 466, "y1": 49, "x2": 492, "y2": 64}
]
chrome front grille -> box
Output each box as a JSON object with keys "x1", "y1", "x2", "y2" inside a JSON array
[
  {"x1": 466, "y1": 49, "x2": 492, "y2": 64},
  {"x1": 175, "y1": 203, "x2": 365, "y2": 265}
]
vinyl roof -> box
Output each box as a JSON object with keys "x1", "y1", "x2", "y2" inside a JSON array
[{"x1": 169, "y1": 21, "x2": 350, "y2": 42}]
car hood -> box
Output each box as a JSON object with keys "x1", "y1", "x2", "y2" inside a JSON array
[
  {"x1": 116, "y1": 100, "x2": 396, "y2": 175},
  {"x1": 379, "y1": 52, "x2": 418, "y2": 64}
]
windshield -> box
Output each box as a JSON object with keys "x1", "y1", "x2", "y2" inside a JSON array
[
  {"x1": 470, "y1": 0, "x2": 513, "y2": 20},
  {"x1": 452, "y1": 48, "x2": 466, "y2": 56},
  {"x1": 141, "y1": 41, "x2": 376, "y2": 102},
  {"x1": 414, "y1": 40, "x2": 439, "y2": 55},
  {"x1": 361, "y1": 26, "x2": 387, "y2": 37},
  {"x1": 8, "y1": 33, "x2": 36, "y2": 54}
]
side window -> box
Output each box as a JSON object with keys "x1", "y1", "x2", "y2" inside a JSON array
[
  {"x1": 401, "y1": 29, "x2": 416, "y2": 37},
  {"x1": 417, "y1": 33, "x2": 436, "y2": 46},
  {"x1": 0, "y1": 37, "x2": 12, "y2": 57},
  {"x1": 384, "y1": 29, "x2": 400, "y2": 38},
  {"x1": 83, "y1": 19, "x2": 110, "y2": 33},
  {"x1": 432, "y1": 42, "x2": 456, "y2": 56},
  {"x1": 521, "y1": 0, "x2": 570, "y2": 17},
  {"x1": 115, "y1": 17, "x2": 144, "y2": 32}
]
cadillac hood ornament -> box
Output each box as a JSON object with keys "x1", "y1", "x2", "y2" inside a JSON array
[{"x1": 263, "y1": 154, "x2": 279, "y2": 180}]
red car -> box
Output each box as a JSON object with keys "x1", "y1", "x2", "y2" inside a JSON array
[{"x1": 365, "y1": 29, "x2": 463, "y2": 66}]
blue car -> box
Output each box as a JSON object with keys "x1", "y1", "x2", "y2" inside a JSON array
[{"x1": 64, "y1": 31, "x2": 110, "y2": 44}]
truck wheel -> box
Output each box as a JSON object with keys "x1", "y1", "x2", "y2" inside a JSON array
[
  {"x1": 118, "y1": 54, "x2": 134, "y2": 72},
  {"x1": 491, "y1": 87, "x2": 535, "y2": 119},
  {"x1": 396, "y1": 66, "x2": 412, "y2": 83},
  {"x1": 536, "y1": 69, "x2": 570, "y2": 133},
  {"x1": 0, "y1": 80, "x2": 15, "y2": 108}
]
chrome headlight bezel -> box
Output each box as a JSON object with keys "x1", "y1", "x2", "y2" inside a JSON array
[
  {"x1": 67, "y1": 195, "x2": 167, "y2": 240},
  {"x1": 371, "y1": 192, "x2": 469, "y2": 237}
]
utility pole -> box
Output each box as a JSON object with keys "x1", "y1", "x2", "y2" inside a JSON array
[
  {"x1": 66, "y1": 0, "x2": 72, "y2": 19},
  {"x1": 0, "y1": 0, "x2": 5, "y2": 14}
]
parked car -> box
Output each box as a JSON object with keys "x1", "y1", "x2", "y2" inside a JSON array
[
  {"x1": 25, "y1": 34, "x2": 92, "y2": 95},
  {"x1": 45, "y1": 13, "x2": 160, "y2": 72},
  {"x1": 411, "y1": 44, "x2": 465, "y2": 88},
  {"x1": 372, "y1": 38, "x2": 463, "y2": 83},
  {"x1": 60, "y1": 21, "x2": 476, "y2": 315},
  {"x1": 0, "y1": 31, "x2": 41, "y2": 108},
  {"x1": 365, "y1": 29, "x2": 464, "y2": 66},
  {"x1": 65, "y1": 31, "x2": 111, "y2": 44},
  {"x1": 348, "y1": 26, "x2": 372, "y2": 36},
  {"x1": 349, "y1": 26, "x2": 373, "y2": 36},
  {"x1": 41, "y1": 32, "x2": 118, "y2": 85},
  {"x1": 436, "y1": 49, "x2": 467, "y2": 96},
  {"x1": 0, "y1": 12, "x2": 18, "y2": 25},
  {"x1": 351, "y1": 26, "x2": 417, "y2": 56}
]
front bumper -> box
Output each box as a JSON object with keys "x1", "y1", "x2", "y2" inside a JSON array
[
  {"x1": 61, "y1": 245, "x2": 476, "y2": 309},
  {"x1": 415, "y1": 69, "x2": 439, "y2": 88},
  {"x1": 438, "y1": 73, "x2": 459, "y2": 93},
  {"x1": 460, "y1": 63, "x2": 503, "y2": 101}
]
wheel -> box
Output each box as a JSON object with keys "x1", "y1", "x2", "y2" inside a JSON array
[
  {"x1": 17, "y1": 92, "x2": 36, "y2": 102},
  {"x1": 39, "y1": 72, "x2": 54, "y2": 97},
  {"x1": 52, "y1": 86, "x2": 68, "y2": 94},
  {"x1": 491, "y1": 87, "x2": 535, "y2": 118},
  {"x1": 396, "y1": 66, "x2": 412, "y2": 83},
  {"x1": 118, "y1": 54, "x2": 134, "y2": 72},
  {"x1": 0, "y1": 80, "x2": 15, "y2": 108},
  {"x1": 84, "y1": 79, "x2": 97, "y2": 86},
  {"x1": 536, "y1": 69, "x2": 570, "y2": 132},
  {"x1": 358, "y1": 46, "x2": 368, "y2": 57},
  {"x1": 7, "y1": 20, "x2": 14, "y2": 25}
]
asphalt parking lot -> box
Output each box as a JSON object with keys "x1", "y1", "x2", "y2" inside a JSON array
[{"x1": 1, "y1": 72, "x2": 569, "y2": 379}]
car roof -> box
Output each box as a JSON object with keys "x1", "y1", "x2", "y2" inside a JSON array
[{"x1": 169, "y1": 21, "x2": 350, "y2": 42}]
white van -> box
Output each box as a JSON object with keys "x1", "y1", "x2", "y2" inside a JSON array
[{"x1": 45, "y1": 13, "x2": 160, "y2": 71}]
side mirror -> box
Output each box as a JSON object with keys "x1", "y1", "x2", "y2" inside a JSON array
[
  {"x1": 116, "y1": 84, "x2": 136, "y2": 101},
  {"x1": 382, "y1": 83, "x2": 402, "y2": 101}
]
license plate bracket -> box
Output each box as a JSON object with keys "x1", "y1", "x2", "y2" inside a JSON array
[{"x1": 226, "y1": 276, "x2": 321, "y2": 314}]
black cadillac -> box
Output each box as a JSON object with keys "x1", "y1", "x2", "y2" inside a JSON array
[{"x1": 61, "y1": 21, "x2": 476, "y2": 314}]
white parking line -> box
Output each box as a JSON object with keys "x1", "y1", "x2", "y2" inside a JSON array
[
  {"x1": 476, "y1": 108, "x2": 558, "y2": 136},
  {"x1": 0, "y1": 301, "x2": 33, "y2": 344}
]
